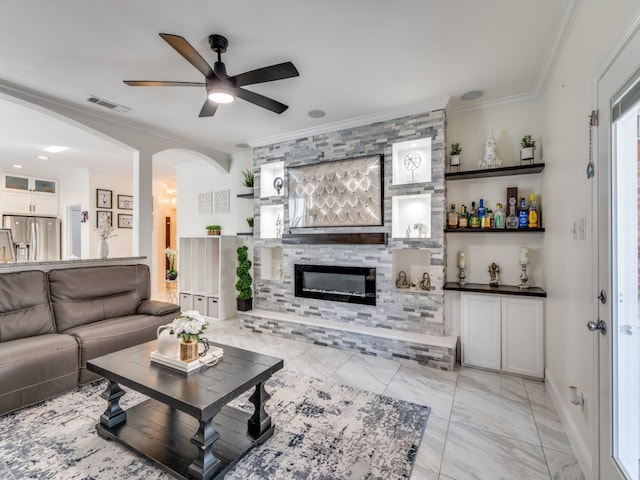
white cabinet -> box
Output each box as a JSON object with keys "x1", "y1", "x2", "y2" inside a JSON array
[
  {"x1": 461, "y1": 292, "x2": 544, "y2": 378},
  {"x1": 178, "y1": 236, "x2": 236, "y2": 320},
  {"x1": 1, "y1": 174, "x2": 58, "y2": 216}
]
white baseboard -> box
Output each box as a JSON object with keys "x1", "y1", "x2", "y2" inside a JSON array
[{"x1": 544, "y1": 367, "x2": 593, "y2": 479}]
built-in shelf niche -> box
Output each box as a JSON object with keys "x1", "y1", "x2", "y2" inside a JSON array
[
  {"x1": 261, "y1": 246, "x2": 284, "y2": 281},
  {"x1": 259, "y1": 204, "x2": 284, "y2": 239},
  {"x1": 260, "y1": 161, "x2": 285, "y2": 198},
  {"x1": 392, "y1": 248, "x2": 432, "y2": 292},
  {"x1": 391, "y1": 193, "x2": 431, "y2": 239},
  {"x1": 392, "y1": 137, "x2": 432, "y2": 185}
]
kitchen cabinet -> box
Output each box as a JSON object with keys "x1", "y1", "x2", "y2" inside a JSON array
[
  {"x1": 461, "y1": 292, "x2": 544, "y2": 378},
  {"x1": 1, "y1": 174, "x2": 58, "y2": 216}
]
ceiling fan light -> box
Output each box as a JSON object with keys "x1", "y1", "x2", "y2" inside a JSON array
[{"x1": 207, "y1": 86, "x2": 235, "y2": 104}]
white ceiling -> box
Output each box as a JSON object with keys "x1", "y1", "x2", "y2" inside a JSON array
[{"x1": 0, "y1": 0, "x2": 569, "y2": 187}]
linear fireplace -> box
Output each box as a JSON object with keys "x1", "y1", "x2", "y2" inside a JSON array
[{"x1": 294, "y1": 264, "x2": 376, "y2": 306}]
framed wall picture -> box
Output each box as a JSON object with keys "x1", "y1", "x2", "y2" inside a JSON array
[
  {"x1": 117, "y1": 195, "x2": 133, "y2": 210},
  {"x1": 96, "y1": 210, "x2": 112, "y2": 227},
  {"x1": 96, "y1": 189, "x2": 113, "y2": 209},
  {"x1": 118, "y1": 214, "x2": 133, "y2": 228},
  {"x1": 0, "y1": 228, "x2": 16, "y2": 263}
]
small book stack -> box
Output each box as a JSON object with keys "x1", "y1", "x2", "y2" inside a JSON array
[{"x1": 150, "y1": 347, "x2": 224, "y2": 373}]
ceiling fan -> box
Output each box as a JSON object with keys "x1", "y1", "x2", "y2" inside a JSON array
[{"x1": 124, "y1": 33, "x2": 299, "y2": 118}]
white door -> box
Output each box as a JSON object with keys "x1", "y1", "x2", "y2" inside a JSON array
[{"x1": 596, "y1": 26, "x2": 640, "y2": 480}]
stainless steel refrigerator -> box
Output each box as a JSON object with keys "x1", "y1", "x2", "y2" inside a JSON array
[{"x1": 3, "y1": 215, "x2": 60, "y2": 261}]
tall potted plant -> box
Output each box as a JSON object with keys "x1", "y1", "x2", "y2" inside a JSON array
[
  {"x1": 241, "y1": 168, "x2": 254, "y2": 195},
  {"x1": 236, "y1": 245, "x2": 253, "y2": 311}
]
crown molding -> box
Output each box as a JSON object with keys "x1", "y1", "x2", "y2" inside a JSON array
[{"x1": 247, "y1": 97, "x2": 450, "y2": 148}]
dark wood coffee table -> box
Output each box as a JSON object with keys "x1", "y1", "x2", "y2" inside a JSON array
[{"x1": 87, "y1": 340, "x2": 283, "y2": 480}]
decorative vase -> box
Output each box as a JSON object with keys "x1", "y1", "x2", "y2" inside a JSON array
[
  {"x1": 166, "y1": 271, "x2": 178, "y2": 281},
  {"x1": 157, "y1": 325, "x2": 180, "y2": 358},
  {"x1": 520, "y1": 147, "x2": 535, "y2": 162},
  {"x1": 98, "y1": 239, "x2": 109, "y2": 259},
  {"x1": 237, "y1": 297, "x2": 253, "y2": 312},
  {"x1": 180, "y1": 338, "x2": 199, "y2": 362}
]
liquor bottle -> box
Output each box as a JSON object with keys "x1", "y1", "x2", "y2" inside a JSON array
[
  {"x1": 469, "y1": 201, "x2": 480, "y2": 228},
  {"x1": 506, "y1": 197, "x2": 519, "y2": 229},
  {"x1": 458, "y1": 205, "x2": 469, "y2": 228},
  {"x1": 447, "y1": 203, "x2": 459, "y2": 229},
  {"x1": 518, "y1": 197, "x2": 529, "y2": 229},
  {"x1": 481, "y1": 209, "x2": 492, "y2": 228},
  {"x1": 528, "y1": 194, "x2": 538, "y2": 228},
  {"x1": 494, "y1": 203, "x2": 505, "y2": 229},
  {"x1": 477, "y1": 198, "x2": 486, "y2": 222}
]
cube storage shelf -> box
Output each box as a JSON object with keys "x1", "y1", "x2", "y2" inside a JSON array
[{"x1": 178, "y1": 235, "x2": 237, "y2": 320}]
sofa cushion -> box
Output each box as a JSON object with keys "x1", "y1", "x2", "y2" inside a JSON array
[
  {"x1": 0, "y1": 270, "x2": 56, "y2": 342},
  {"x1": 48, "y1": 264, "x2": 152, "y2": 332},
  {"x1": 66, "y1": 311, "x2": 178, "y2": 384},
  {"x1": 0, "y1": 334, "x2": 79, "y2": 415}
]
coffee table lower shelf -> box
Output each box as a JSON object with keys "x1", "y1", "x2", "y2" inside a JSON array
[{"x1": 96, "y1": 398, "x2": 273, "y2": 480}]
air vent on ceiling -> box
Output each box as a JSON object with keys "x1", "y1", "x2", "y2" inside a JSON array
[{"x1": 87, "y1": 95, "x2": 130, "y2": 113}]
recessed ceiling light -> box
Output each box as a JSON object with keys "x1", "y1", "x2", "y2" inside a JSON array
[
  {"x1": 308, "y1": 110, "x2": 326, "y2": 118},
  {"x1": 37, "y1": 155, "x2": 49, "y2": 160},
  {"x1": 43, "y1": 145, "x2": 69, "y2": 153},
  {"x1": 235, "y1": 143, "x2": 251, "y2": 149},
  {"x1": 12, "y1": 164, "x2": 23, "y2": 169},
  {"x1": 461, "y1": 90, "x2": 484, "y2": 101}
]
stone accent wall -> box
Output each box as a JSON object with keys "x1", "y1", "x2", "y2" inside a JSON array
[{"x1": 252, "y1": 110, "x2": 446, "y2": 340}]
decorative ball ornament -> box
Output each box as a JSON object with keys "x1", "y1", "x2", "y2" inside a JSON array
[
  {"x1": 273, "y1": 176, "x2": 284, "y2": 195},
  {"x1": 403, "y1": 152, "x2": 422, "y2": 181}
]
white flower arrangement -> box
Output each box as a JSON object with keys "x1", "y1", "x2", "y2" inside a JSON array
[
  {"x1": 165, "y1": 248, "x2": 177, "y2": 272},
  {"x1": 170, "y1": 310, "x2": 208, "y2": 342},
  {"x1": 93, "y1": 219, "x2": 117, "y2": 240}
]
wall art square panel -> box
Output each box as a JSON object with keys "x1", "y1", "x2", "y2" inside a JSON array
[{"x1": 288, "y1": 154, "x2": 382, "y2": 228}]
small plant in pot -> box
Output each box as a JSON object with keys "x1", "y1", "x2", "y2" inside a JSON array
[
  {"x1": 241, "y1": 168, "x2": 254, "y2": 194},
  {"x1": 236, "y1": 245, "x2": 253, "y2": 311},
  {"x1": 246, "y1": 217, "x2": 254, "y2": 230},
  {"x1": 206, "y1": 225, "x2": 221, "y2": 235},
  {"x1": 165, "y1": 248, "x2": 178, "y2": 280},
  {"x1": 450, "y1": 143, "x2": 462, "y2": 168},
  {"x1": 520, "y1": 135, "x2": 536, "y2": 162}
]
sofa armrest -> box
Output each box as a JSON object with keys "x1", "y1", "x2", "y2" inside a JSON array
[{"x1": 137, "y1": 300, "x2": 180, "y2": 316}]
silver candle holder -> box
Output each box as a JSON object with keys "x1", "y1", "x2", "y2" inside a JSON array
[
  {"x1": 519, "y1": 263, "x2": 529, "y2": 289},
  {"x1": 458, "y1": 266, "x2": 466, "y2": 285}
]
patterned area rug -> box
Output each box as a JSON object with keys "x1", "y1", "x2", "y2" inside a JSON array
[{"x1": 0, "y1": 370, "x2": 430, "y2": 479}]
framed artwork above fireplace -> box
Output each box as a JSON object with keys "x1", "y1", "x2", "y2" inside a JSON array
[{"x1": 288, "y1": 154, "x2": 383, "y2": 228}]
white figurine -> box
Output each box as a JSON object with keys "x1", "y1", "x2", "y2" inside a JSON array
[{"x1": 480, "y1": 132, "x2": 501, "y2": 168}]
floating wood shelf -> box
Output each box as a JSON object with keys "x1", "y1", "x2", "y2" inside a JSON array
[
  {"x1": 443, "y1": 282, "x2": 547, "y2": 297},
  {"x1": 445, "y1": 163, "x2": 545, "y2": 180},
  {"x1": 282, "y1": 232, "x2": 387, "y2": 245},
  {"x1": 236, "y1": 193, "x2": 254, "y2": 199},
  {"x1": 445, "y1": 228, "x2": 545, "y2": 233}
]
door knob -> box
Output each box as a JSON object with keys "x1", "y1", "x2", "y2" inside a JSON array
[{"x1": 586, "y1": 320, "x2": 607, "y2": 335}]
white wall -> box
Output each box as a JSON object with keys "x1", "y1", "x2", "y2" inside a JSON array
[
  {"x1": 539, "y1": 1, "x2": 639, "y2": 477},
  {"x1": 58, "y1": 169, "x2": 90, "y2": 260},
  {"x1": 176, "y1": 153, "x2": 254, "y2": 237},
  {"x1": 89, "y1": 172, "x2": 133, "y2": 258}
]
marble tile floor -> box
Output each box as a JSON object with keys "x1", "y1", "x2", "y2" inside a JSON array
[{"x1": 203, "y1": 318, "x2": 585, "y2": 480}]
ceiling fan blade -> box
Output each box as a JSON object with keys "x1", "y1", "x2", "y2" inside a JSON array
[
  {"x1": 232, "y1": 62, "x2": 299, "y2": 87},
  {"x1": 159, "y1": 33, "x2": 216, "y2": 80},
  {"x1": 199, "y1": 99, "x2": 219, "y2": 117},
  {"x1": 236, "y1": 88, "x2": 289, "y2": 114},
  {"x1": 124, "y1": 80, "x2": 205, "y2": 87}
]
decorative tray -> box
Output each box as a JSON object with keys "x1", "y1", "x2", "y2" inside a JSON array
[{"x1": 150, "y1": 347, "x2": 224, "y2": 373}]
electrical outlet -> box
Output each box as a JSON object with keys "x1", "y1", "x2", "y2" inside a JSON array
[{"x1": 574, "y1": 217, "x2": 586, "y2": 240}]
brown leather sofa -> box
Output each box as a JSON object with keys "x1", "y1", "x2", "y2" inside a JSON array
[{"x1": 0, "y1": 263, "x2": 180, "y2": 415}]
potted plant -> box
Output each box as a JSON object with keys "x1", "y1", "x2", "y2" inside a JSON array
[
  {"x1": 450, "y1": 143, "x2": 462, "y2": 168},
  {"x1": 520, "y1": 135, "x2": 536, "y2": 162},
  {"x1": 246, "y1": 217, "x2": 254, "y2": 231},
  {"x1": 241, "y1": 168, "x2": 254, "y2": 194},
  {"x1": 206, "y1": 225, "x2": 221, "y2": 235},
  {"x1": 235, "y1": 245, "x2": 253, "y2": 311},
  {"x1": 165, "y1": 248, "x2": 178, "y2": 280}
]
